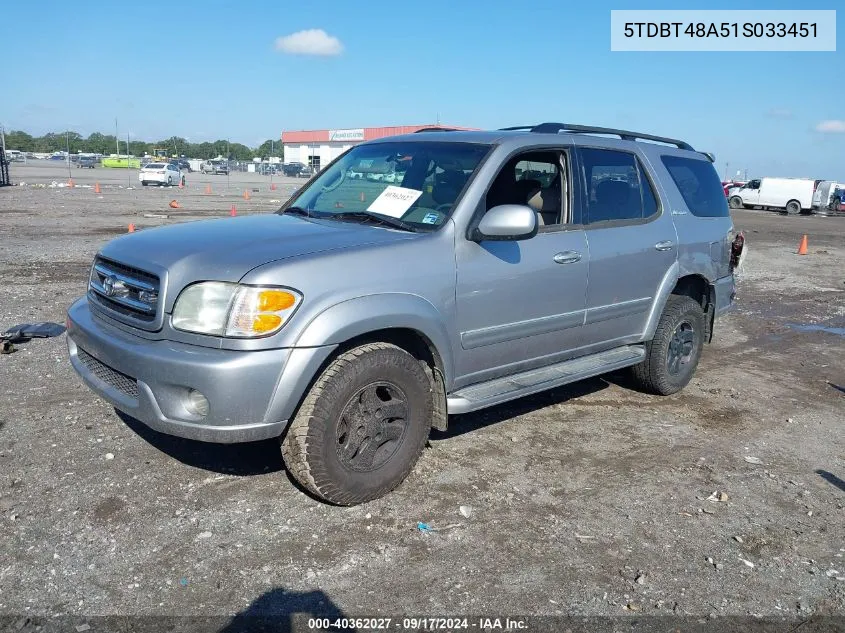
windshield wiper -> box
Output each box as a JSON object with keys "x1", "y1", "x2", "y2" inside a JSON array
[
  {"x1": 328, "y1": 211, "x2": 417, "y2": 232},
  {"x1": 278, "y1": 206, "x2": 311, "y2": 217}
]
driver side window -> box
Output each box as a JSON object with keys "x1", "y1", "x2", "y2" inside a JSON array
[{"x1": 485, "y1": 151, "x2": 569, "y2": 228}]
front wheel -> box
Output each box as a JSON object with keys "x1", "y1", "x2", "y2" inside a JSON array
[
  {"x1": 282, "y1": 343, "x2": 433, "y2": 505},
  {"x1": 629, "y1": 295, "x2": 705, "y2": 395},
  {"x1": 729, "y1": 196, "x2": 743, "y2": 209}
]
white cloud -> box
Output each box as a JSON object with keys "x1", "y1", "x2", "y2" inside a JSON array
[
  {"x1": 274, "y1": 29, "x2": 343, "y2": 56},
  {"x1": 815, "y1": 120, "x2": 845, "y2": 133}
]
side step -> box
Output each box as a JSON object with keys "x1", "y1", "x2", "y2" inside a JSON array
[{"x1": 447, "y1": 345, "x2": 646, "y2": 414}]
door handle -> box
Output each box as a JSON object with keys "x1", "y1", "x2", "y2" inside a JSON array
[
  {"x1": 654, "y1": 241, "x2": 675, "y2": 251},
  {"x1": 553, "y1": 251, "x2": 582, "y2": 264}
]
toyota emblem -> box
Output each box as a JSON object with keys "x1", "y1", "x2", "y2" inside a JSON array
[{"x1": 103, "y1": 274, "x2": 118, "y2": 297}]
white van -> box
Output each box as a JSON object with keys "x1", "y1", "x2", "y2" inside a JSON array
[
  {"x1": 811, "y1": 180, "x2": 845, "y2": 214},
  {"x1": 728, "y1": 177, "x2": 820, "y2": 215}
]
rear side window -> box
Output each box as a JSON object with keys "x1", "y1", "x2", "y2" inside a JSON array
[
  {"x1": 660, "y1": 155, "x2": 729, "y2": 217},
  {"x1": 579, "y1": 148, "x2": 659, "y2": 224}
]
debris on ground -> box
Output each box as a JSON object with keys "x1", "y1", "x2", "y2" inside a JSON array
[{"x1": 743, "y1": 456, "x2": 764, "y2": 465}]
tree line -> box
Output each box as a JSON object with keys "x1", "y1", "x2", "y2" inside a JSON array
[{"x1": 3, "y1": 130, "x2": 282, "y2": 162}]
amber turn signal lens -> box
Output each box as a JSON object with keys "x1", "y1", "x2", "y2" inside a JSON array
[
  {"x1": 258, "y1": 290, "x2": 296, "y2": 312},
  {"x1": 252, "y1": 313, "x2": 283, "y2": 333}
]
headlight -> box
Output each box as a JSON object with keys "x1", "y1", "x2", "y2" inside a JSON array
[{"x1": 171, "y1": 282, "x2": 302, "y2": 337}]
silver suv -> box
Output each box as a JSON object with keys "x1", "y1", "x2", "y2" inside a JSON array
[{"x1": 67, "y1": 123, "x2": 743, "y2": 505}]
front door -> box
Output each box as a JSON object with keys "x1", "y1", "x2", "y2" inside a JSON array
[
  {"x1": 454, "y1": 148, "x2": 589, "y2": 388},
  {"x1": 576, "y1": 146, "x2": 678, "y2": 349}
]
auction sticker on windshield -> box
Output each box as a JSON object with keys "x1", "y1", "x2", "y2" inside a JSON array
[{"x1": 367, "y1": 186, "x2": 423, "y2": 218}]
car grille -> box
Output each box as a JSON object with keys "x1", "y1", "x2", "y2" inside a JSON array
[
  {"x1": 88, "y1": 257, "x2": 160, "y2": 324},
  {"x1": 76, "y1": 348, "x2": 139, "y2": 400}
]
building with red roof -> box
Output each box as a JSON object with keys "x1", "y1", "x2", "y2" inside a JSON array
[{"x1": 281, "y1": 124, "x2": 471, "y2": 171}]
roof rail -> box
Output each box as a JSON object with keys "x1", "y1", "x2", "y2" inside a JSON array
[
  {"x1": 414, "y1": 127, "x2": 459, "y2": 133},
  {"x1": 499, "y1": 122, "x2": 694, "y2": 151}
]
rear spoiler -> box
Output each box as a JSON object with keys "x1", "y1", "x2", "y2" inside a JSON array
[{"x1": 700, "y1": 152, "x2": 715, "y2": 163}]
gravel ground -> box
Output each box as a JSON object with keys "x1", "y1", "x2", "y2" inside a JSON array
[{"x1": 0, "y1": 163, "x2": 843, "y2": 629}]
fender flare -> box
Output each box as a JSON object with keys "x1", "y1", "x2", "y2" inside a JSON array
[
  {"x1": 642, "y1": 261, "x2": 680, "y2": 340},
  {"x1": 294, "y1": 293, "x2": 455, "y2": 387}
]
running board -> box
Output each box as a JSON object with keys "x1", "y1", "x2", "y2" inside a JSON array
[{"x1": 447, "y1": 345, "x2": 646, "y2": 414}]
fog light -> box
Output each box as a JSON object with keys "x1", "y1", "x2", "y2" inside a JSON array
[{"x1": 185, "y1": 389, "x2": 209, "y2": 417}]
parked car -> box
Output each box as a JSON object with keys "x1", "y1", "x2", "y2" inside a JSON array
[
  {"x1": 138, "y1": 162, "x2": 183, "y2": 186},
  {"x1": 77, "y1": 156, "x2": 97, "y2": 169},
  {"x1": 200, "y1": 160, "x2": 228, "y2": 175},
  {"x1": 281, "y1": 162, "x2": 307, "y2": 177},
  {"x1": 728, "y1": 177, "x2": 820, "y2": 215},
  {"x1": 170, "y1": 159, "x2": 192, "y2": 172},
  {"x1": 67, "y1": 122, "x2": 742, "y2": 505}
]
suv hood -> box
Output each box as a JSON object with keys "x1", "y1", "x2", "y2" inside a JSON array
[{"x1": 98, "y1": 215, "x2": 417, "y2": 311}]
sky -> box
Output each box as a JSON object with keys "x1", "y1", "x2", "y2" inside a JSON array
[{"x1": 1, "y1": 0, "x2": 843, "y2": 178}]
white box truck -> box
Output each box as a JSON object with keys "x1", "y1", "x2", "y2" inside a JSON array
[
  {"x1": 811, "y1": 180, "x2": 845, "y2": 214},
  {"x1": 728, "y1": 177, "x2": 820, "y2": 215}
]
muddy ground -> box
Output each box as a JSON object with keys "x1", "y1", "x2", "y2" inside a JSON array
[{"x1": 0, "y1": 163, "x2": 843, "y2": 628}]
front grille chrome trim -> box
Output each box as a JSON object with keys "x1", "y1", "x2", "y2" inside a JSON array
[{"x1": 88, "y1": 256, "x2": 161, "y2": 326}]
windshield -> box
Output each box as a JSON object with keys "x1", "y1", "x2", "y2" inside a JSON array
[{"x1": 286, "y1": 141, "x2": 491, "y2": 230}]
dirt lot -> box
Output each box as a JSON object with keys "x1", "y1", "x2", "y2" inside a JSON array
[{"x1": 0, "y1": 162, "x2": 843, "y2": 628}]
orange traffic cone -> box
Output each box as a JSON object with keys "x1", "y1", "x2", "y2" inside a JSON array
[
  {"x1": 169, "y1": 200, "x2": 180, "y2": 209},
  {"x1": 230, "y1": 204, "x2": 237, "y2": 217},
  {"x1": 94, "y1": 182, "x2": 101, "y2": 194},
  {"x1": 243, "y1": 189, "x2": 250, "y2": 201},
  {"x1": 128, "y1": 223, "x2": 136, "y2": 233},
  {"x1": 204, "y1": 184, "x2": 212, "y2": 195},
  {"x1": 270, "y1": 182, "x2": 277, "y2": 191},
  {"x1": 178, "y1": 179, "x2": 184, "y2": 189},
  {"x1": 67, "y1": 178, "x2": 74, "y2": 188},
  {"x1": 797, "y1": 234, "x2": 808, "y2": 255}
]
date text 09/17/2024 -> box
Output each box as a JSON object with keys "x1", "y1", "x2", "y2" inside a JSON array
[{"x1": 307, "y1": 617, "x2": 529, "y2": 631}]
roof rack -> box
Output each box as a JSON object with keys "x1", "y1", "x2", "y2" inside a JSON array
[
  {"x1": 499, "y1": 122, "x2": 695, "y2": 151},
  {"x1": 414, "y1": 127, "x2": 459, "y2": 133}
]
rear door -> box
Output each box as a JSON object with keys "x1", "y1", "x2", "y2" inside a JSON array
[
  {"x1": 658, "y1": 153, "x2": 733, "y2": 283},
  {"x1": 576, "y1": 146, "x2": 678, "y2": 348}
]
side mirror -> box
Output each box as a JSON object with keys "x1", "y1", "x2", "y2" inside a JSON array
[{"x1": 471, "y1": 204, "x2": 538, "y2": 242}]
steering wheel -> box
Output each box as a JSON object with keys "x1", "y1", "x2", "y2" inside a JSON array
[{"x1": 321, "y1": 169, "x2": 346, "y2": 193}]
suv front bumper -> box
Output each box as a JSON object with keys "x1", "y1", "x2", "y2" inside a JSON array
[{"x1": 66, "y1": 299, "x2": 333, "y2": 443}]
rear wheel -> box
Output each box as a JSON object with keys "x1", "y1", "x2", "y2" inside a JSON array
[
  {"x1": 282, "y1": 343, "x2": 433, "y2": 505},
  {"x1": 166, "y1": 176, "x2": 172, "y2": 186},
  {"x1": 629, "y1": 295, "x2": 705, "y2": 395},
  {"x1": 785, "y1": 200, "x2": 801, "y2": 215},
  {"x1": 729, "y1": 196, "x2": 743, "y2": 209},
  {"x1": 141, "y1": 181, "x2": 148, "y2": 186}
]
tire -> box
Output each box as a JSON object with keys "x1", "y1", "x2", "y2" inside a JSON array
[
  {"x1": 629, "y1": 295, "x2": 705, "y2": 396},
  {"x1": 282, "y1": 342, "x2": 433, "y2": 505},
  {"x1": 167, "y1": 177, "x2": 172, "y2": 186},
  {"x1": 785, "y1": 200, "x2": 801, "y2": 215},
  {"x1": 141, "y1": 181, "x2": 148, "y2": 186},
  {"x1": 729, "y1": 196, "x2": 743, "y2": 209}
]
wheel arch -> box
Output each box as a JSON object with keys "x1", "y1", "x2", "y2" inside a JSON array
[{"x1": 644, "y1": 266, "x2": 716, "y2": 342}]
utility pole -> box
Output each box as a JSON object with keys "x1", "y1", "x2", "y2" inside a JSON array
[
  {"x1": 115, "y1": 118, "x2": 120, "y2": 157},
  {"x1": 226, "y1": 138, "x2": 230, "y2": 191},
  {"x1": 66, "y1": 130, "x2": 72, "y2": 180},
  {"x1": 270, "y1": 139, "x2": 274, "y2": 187},
  {"x1": 127, "y1": 133, "x2": 131, "y2": 188}
]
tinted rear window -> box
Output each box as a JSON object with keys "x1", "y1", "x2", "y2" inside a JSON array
[
  {"x1": 145, "y1": 163, "x2": 165, "y2": 169},
  {"x1": 660, "y1": 156, "x2": 729, "y2": 217}
]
